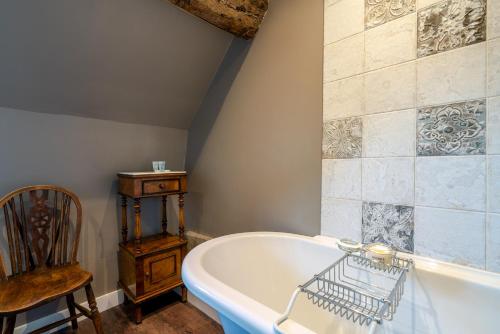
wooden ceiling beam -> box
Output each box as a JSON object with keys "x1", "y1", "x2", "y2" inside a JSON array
[{"x1": 167, "y1": 0, "x2": 268, "y2": 39}]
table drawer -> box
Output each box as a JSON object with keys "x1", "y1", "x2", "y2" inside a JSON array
[
  {"x1": 142, "y1": 179, "x2": 179, "y2": 195},
  {"x1": 143, "y1": 249, "x2": 181, "y2": 293}
]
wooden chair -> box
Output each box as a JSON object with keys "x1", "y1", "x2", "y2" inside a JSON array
[{"x1": 0, "y1": 185, "x2": 103, "y2": 334}]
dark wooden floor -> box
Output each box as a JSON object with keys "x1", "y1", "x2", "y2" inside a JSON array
[{"x1": 57, "y1": 292, "x2": 223, "y2": 334}]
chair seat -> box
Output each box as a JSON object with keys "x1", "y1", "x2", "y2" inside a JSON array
[{"x1": 0, "y1": 264, "x2": 92, "y2": 315}]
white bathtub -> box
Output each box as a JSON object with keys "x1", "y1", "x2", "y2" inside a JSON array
[{"x1": 182, "y1": 232, "x2": 500, "y2": 334}]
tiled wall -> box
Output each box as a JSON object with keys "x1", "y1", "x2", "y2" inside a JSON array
[{"x1": 321, "y1": 0, "x2": 500, "y2": 272}]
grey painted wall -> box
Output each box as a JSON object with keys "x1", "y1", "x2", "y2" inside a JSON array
[
  {"x1": 0, "y1": 107, "x2": 187, "y2": 324},
  {"x1": 0, "y1": 0, "x2": 232, "y2": 129},
  {"x1": 186, "y1": 0, "x2": 324, "y2": 237}
]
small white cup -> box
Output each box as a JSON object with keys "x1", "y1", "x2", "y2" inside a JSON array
[{"x1": 153, "y1": 161, "x2": 166, "y2": 172}]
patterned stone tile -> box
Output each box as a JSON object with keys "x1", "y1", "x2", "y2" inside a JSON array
[
  {"x1": 417, "y1": 99, "x2": 486, "y2": 156},
  {"x1": 417, "y1": 0, "x2": 487, "y2": 58},
  {"x1": 322, "y1": 118, "x2": 362, "y2": 159},
  {"x1": 362, "y1": 202, "x2": 414, "y2": 252},
  {"x1": 365, "y1": 0, "x2": 416, "y2": 29}
]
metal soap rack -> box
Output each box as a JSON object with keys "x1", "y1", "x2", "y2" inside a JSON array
[{"x1": 274, "y1": 251, "x2": 413, "y2": 334}]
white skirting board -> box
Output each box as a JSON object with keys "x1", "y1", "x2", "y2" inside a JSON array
[{"x1": 14, "y1": 288, "x2": 219, "y2": 333}]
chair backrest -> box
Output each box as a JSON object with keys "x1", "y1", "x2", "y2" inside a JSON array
[{"x1": 0, "y1": 185, "x2": 82, "y2": 280}]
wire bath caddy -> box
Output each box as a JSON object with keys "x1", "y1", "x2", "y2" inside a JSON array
[{"x1": 274, "y1": 251, "x2": 413, "y2": 334}]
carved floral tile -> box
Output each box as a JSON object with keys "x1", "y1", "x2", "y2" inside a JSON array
[
  {"x1": 322, "y1": 117, "x2": 362, "y2": 159},
  {"x1": 362, "y1": 202, "x2": 414, "y2": 252},
  {"x1": 417, "y1": 0, "x2": 486, "y2": 58},
  {"x1": 365, "y1": 0, "x2": 416, "y2": 29},
  {"x1": 417, "y1": 99, "x2": 486, "y2": 156}
]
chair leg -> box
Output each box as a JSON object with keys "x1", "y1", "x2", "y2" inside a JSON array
[
  {"x1": 4, "y1": 315, "x2": 15, "y2": 334},
  {"x1": 66, "y1": 294, "x2": 78, "y2": 329},
  {"x1": 84, "y1": 284, "x2": 103, "y2": 334},
  {"x1": 0, "y1": 316, "x2": 3, "y2": 334}
]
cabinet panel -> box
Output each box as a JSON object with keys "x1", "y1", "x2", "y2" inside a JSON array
[{"x1": 143, "y1": 249, "x2": 181, "y2": 293}]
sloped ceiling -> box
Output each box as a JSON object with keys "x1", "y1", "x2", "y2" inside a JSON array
[{"x1": 0, "y1": 0, "x2": 233, "y2": 129}]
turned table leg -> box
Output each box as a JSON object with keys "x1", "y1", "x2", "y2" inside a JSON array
[
  {"x1": 133, "y1": 198, "x2": 142, "y2": 253},
  {"x1": 161, "y1": 196, "x2": 168, "y2": 235},
  {"x1": 178, "y1": 193, "x2": 185, "y2": 240},
  {"x1": 121, "y1": 195, "x2": 128, "y2": 244},
  {"x1": 135, "y1": 305, "x2": 143, "y2": 324}
]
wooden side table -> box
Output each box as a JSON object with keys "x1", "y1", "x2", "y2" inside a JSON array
[{"x1": 117, "y1": 171, "x2": 188, "y2": 324}]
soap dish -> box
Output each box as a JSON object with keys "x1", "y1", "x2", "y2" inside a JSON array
[{"x1": 337, "y1": 238, "x2": 362, "y2": 253}]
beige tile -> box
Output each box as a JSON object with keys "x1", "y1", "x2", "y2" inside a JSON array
[
  {"x1": 365, "y1": 62, "x2": 417, "y2": 114},
  {"x1": 363, "y1": 109, "x2": 416, "y2": 157},
  {"x1": 488, "y1": 96, "x2": 500, "y2": 154},
  {"x1": 365, "y1": 14, "x2": 417, "y2": 71},
  {"x1": 415, "y1": 156, "x2": 486, "y2": 211},
  {"x1": 417, "y1": 43, "x2": 486, "y2": 107},
  {"x1": 323, "y1": 76, "x2": 364, "y2": 120},
  {"x1": 324, "y1": 33, "x2": 364, "y2": 82},
  {"x1": 489, "y1": 0, "x2": 500, "y2": 39},
  {"x1": 324, "y1": 0, "x2": 364, "y2": 45},
  {"x1": 417, "y1": 0, "x2": 443, "y2": 9},
  {"x1": 415, "y1": 206, "x2": 486, "y2": 269},
  {"x1": 488, "y1": 38, "x2": 500, "y2": 97},
  {"x1": 487, "y1": 214, "x2": 500, "y2": 273},
  {"x1": 322, "y1": 159, "x2": 361, "y2": 199},
  {"x1": 321, "y1": 198, "x2": 362, "y2": 241},
  {"x1": 362, "y1": 157, "x2": 415, "y2": 206}
]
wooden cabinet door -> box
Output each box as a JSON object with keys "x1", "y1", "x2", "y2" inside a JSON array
[{"x1": 143, "y1": 249, "x2": 181, "y2": 293}]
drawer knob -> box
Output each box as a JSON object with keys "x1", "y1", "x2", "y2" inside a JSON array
[
  {"x1": 159, "y1": 183, "x2": 165, "y2": 189},
  {"x1": 145, "y1": 272, "x2": 150, "y2": 279}
]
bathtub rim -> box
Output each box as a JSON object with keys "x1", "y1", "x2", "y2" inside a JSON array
[{"x1": 182, "y1": 232, "x2": 500, "y2": 334}]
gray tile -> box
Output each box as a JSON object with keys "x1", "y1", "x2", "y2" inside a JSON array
[
  {"x1": 415, "y1": 156, "x2": 486, "y2": 211},
  {"x1": 322, "y1": 118, "x2": 362, "y2": 159},
  {"x1": 488, "y1": 156, "x2": 500, "y2": 213},
  {"x1": 487, "y1": 96, "x2": 500, "y2": 154},
  {"x1": 365, "y1": 0, "x2": 416, "y2": 29},
  {"x1": 362, "y1": 158, "x2": 415, "y2": 206},
  {"x1": 417, "y1": 0, "x2": 487, "y2": 58},
  {"x1": 487, "y1": 214, "x2": 500, "y2": 273},
  {"x1": 488, "y1": 38, "x2": 500, "y2": 97},
  {"x1": 417, "y1": 100, "x2": 486, "y2": 156},
  {"x1": 362, "y1": 202, "x2": 414, "y2": 252},
  {"x1": 415, "y1": 206, "x2": 486, "y2": 269},
  {"x1": 321, "y1": 198, "x2": 362, "y2": 241},
  {"x1": 322, "y1": 159, "x2": 362, "y2": 199},
  {"x1": 363, "y1": 109, "x2": 416, "y2": 157},
  {"x1": 416, "y1": 43, "x2": 486, "y2": 107}
]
